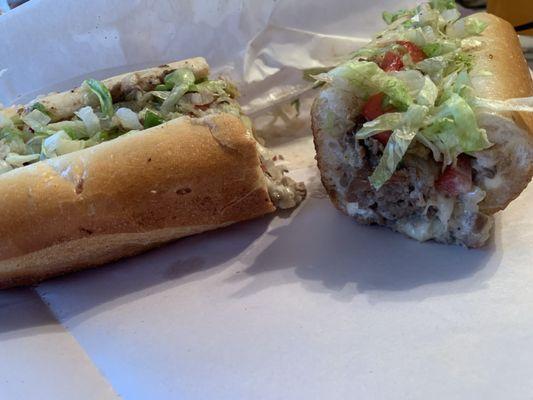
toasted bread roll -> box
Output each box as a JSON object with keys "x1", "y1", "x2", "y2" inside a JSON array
[
  {"x1": 469, "y1": 13, "x2": 533, "y2": 213},
  {"x1": 0, "y1": 114, "x2": 275, "y2": 288},
  {"x1": 0, "y1": 57, "x2": 305, "y2": 288}
]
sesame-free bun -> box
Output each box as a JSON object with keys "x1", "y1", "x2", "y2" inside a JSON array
[{"x1": 0, "y1": 113, "x2": 275, "y2": 288}]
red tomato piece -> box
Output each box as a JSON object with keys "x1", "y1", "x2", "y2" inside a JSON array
[
  {"x1": 396, "y1": 40, "x2": 426, "y2": 63},
  {"x1": 374, "y1": 131, "x2": 392, "y2": 145},
  {"x1": 361, "y1": 93, "x2": 396, "y2": 145},
  {"x1": 435, "y1": 155, "x2": 473, "y2": 196},
  {"x1": 379, "y1": 51, "x2": 404, "y2": 72},
  {"x1": 362, "y1": 93, "x2": 387, "y2": 121}
]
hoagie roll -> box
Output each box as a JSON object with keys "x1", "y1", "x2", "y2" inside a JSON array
[{"x1": 0, "y1": 58, "x2": 305, "y2": 288}]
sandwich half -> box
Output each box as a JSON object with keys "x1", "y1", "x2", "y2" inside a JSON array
[
  {"x1": 0, "y1": 57, "x2": 305, "y2": 288},
  {"x1": 312, "y1": 2, "x2": 533, "y2": 247}
]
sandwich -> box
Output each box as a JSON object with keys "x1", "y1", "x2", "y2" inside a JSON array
[
  {"x1": 311, "y1": 0, "x2": 533, "y2": 247},
  {"x1": 0, "y1": 57, "x2": 305, "y2": 288}
]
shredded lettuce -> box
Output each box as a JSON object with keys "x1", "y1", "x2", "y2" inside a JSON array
[
  {"x1": 75, "y1": 106, "x2": 101, "y2": 136},
  {"x1": 2, "y1": 66, "x2": 245, "y2": 175},
  {"x1": 440, "y1": 8, "x2": 461, "y2": 24},
  {"x1": 2, "y1": 132, "x2": 27, "y2": 154},
  {"x1": 383, "y1": 9, "x2": 414, "y2": 25},
  {"x1": 438, "y1": 70, "x2": 471, "y2": 103},
  {"x1": 421, "y1": 41, "x2": 456, "y2": 57},
  {"x1": 0, "y1": 160, "x2": 12, "y2": 174},
  {"x1": 449, "y1": 52, "x2": 474, "y2": 74},
  {"x1": 412, "y1": 26, "x2": 439, "y2": 46},
  {"x1": 356, "y1": 113, "x2": 403, "y2": 139},
  {"x1": 30, "y1": 102, "x2": 51, "y2": 117},
  {"x1": 358, "y1": 105, "x2": 429, "y2": 189},
  {"x1": 0, "y1": 112, "x2": 15, "y2": 129},
  {"x1": 0, "y1": 140, "x2": 10, "y2": 159},
  {"x1": 351, "y1": 47, "x2": 384, "y2": 61},
  {"x1": 465, "y1": 18, "x2": 488, "y2": 36},
  {"x1": 390, "y1": 70, "x2": 438, "y2": 106},
  {"x1": 150, "y1": 91, "x2": 171, "y2": 101},
  {"x1": 418, "y1": 76, "x2": 439, "y2": 106},
  {"x1": 194, "y1": 80, "x2": 231, "y2": 96},
  {"x1": 5, "y1": 153, "x2": 39, "y2": 167},
  {"x1": 368, "y1": 104, "x2": 428, "y2": 189},
  {"x1": 164, "y1": 69, "x2": 195, "y2": 88},
  {"x1": 429, "y1": 0, "x2": 456, "y2": 11},
  {"x1": 421, "y1": 93, "x2": 491, "y2": 165},
  {"x1": 416, "y1": 56, "x2": 446, "y2": 83},
  {"x1": 315, "y1": 0, "x2": 500, "y2": 187},
  {"x1": 143, "y1": 109, "x2": 165, "y2": 128},
  {"x1": 319, "y1": 61, "x2": 413, "y2": 110},
  {"x1": 84, "y1": 129, "x2": 121, "y2": 147},
  {"x1": 84, "y1": 79, "x2": 114, "y2": 118},
  {"x1": 48, "y1": 120, "x2": 89, "y2": 139},
  {"x1": 116, "y1": 107, "x2": 143, "y2": 130},
  {"x1": 21, "y1": 109, "x2": 51, "y2": 132},
  {"x1": 161, "y1": 69, "x2": 196, "y2": 114},
  {"x1": 42, "y1": 131, "x2": 85, "y2": 158},
  {"x1": 471, "y1": 96, "x2": 533, "y2": 113},
  {"x1": 373, "y1": 26, "x2": 436, "y2": 48},
  {"x1": 447, "y1": 16, "x2": 487, "y2": 39}
]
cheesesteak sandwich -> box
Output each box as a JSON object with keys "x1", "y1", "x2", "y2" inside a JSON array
[
  {"x1": 0, "y1": 57, "x2": 305, "y2": 288},
  {"x1": 312, "y1": 1, "x2": 533, "y2": 247}
]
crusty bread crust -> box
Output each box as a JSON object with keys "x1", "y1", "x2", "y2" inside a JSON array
[
  {"x1": 312, "y1": 101, "x2": 342, "y2": 213},
  {"x1": 311, "y1": 89, "x2": 358, "y2": 218},
  {"x1": 33, "y1": 57, "x2": 209, "y2": 122},
  {"x1": 0, "y1": 113, "x2": 275, "y2": 288},
  {"x1": 0, "y1": 224, "x2": 231, "y2": 289},
  {"x1": 469, "y1": 13, "x2": 533, "y2": 212},
  {"x1": 471, "y1": 14, "x2": 533, "y2": 104}
]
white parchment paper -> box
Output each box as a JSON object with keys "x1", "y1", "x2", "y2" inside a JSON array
[
  {"x1": 0, "y1": 0, "x2": 416, "y2": 108},
  {"x1": 2, "y1": 1, "x2": 533, "y2": 399}
]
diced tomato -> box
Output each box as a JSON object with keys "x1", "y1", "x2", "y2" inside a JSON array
[
  {"x1": 361, "y1": 93, "x2": 396, "y2": 145},
  {"x1": 362, "y1": 93, "x2": 397, "y2": 120},
  {"x1": 362, "y1": 93, "x2": 387, "y2": 121},
  {"x1": 374, "y1": 131, "x2": 392, "y2": 145},
  {"x1": 435, "y1": 155, "x2": 473, "y2": 196},
  {"x1": 379, "y1": 51, "x2": 404, "y2": 72},
  {"x1": 396, "y1": 40, "x2": 426, "y2": 63}
]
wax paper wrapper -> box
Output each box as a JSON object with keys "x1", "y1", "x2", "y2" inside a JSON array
[{"x1": 2, "y1": 1, "x2": 533, "y2": 400}]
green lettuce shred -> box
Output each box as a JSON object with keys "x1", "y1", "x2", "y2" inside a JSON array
[
  {"x1": 317, "y1": 0, "x2": 498, "y2": 189},
  {"x1": 84, "y1": 79, "x2": 114, "y2": 118},
  {"x1": 0, "y1": 67, "x2": 244, "y2": 174},
  {"x1": 361, "y1": 105, "x2": 428, "y2": 189},
  {"x1": 382, "y1": 9, "x2": 414, "y2": 25},
  {"x1": 464, "y1": 18, "x2": 488, "y2": 35},
  {"x1": 30, "y1": 102, "x2": 51, "y2": 117},
  {"x1": 429, "y1": 0, "x2": 456, "y2": 11},
  {"x1": 320, "y1": 61, "x2": 413, "y2": 110},
  {"x1": 143, "y1": 109, "x2": 165, "y2": 128},
  {"x1": 160, "y1": 69, "x2": 196, "y2": 114}
]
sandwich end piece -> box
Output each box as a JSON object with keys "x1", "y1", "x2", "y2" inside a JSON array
[
  {"x1": 310, "y1": 1, "x2": 533, "y2": 248},
  {"x1": 311, "y1": 88, "x2": 494, "y2": 248}
]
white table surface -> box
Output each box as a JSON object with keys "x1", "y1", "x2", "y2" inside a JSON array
[{"x1": 2, "y1": 164, "x2": 533, "y2": 399}]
